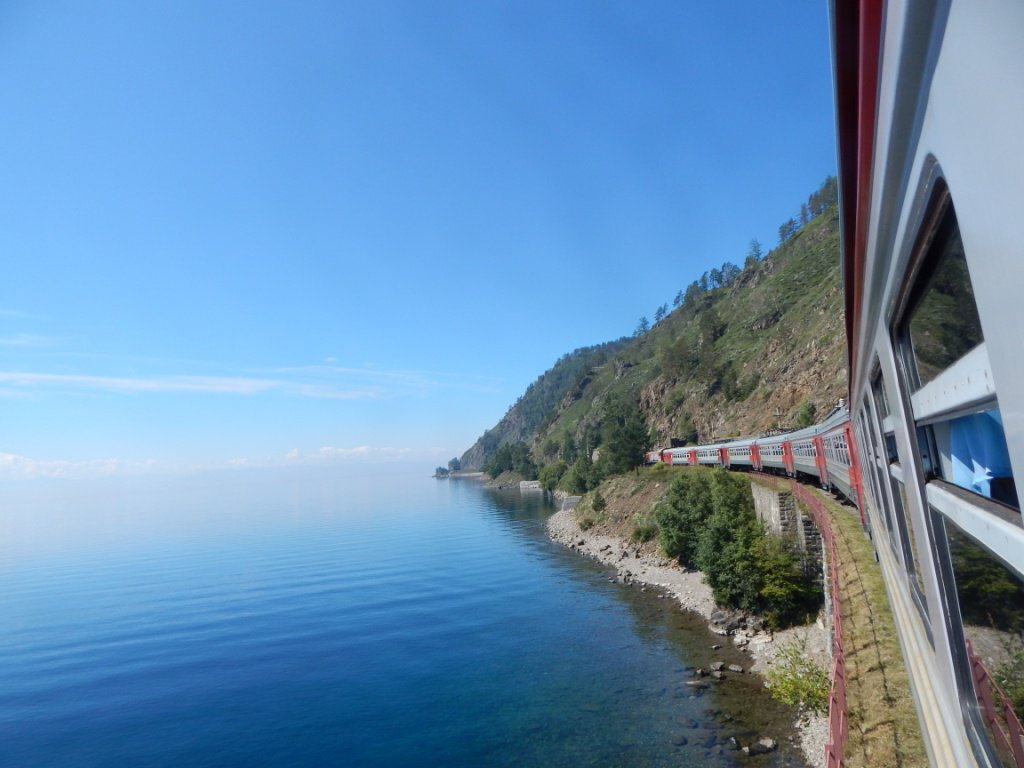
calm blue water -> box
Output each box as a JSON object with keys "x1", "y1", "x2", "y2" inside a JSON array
[{"x1": 0, "y1": 470, "x2": 805, "y2": 767}]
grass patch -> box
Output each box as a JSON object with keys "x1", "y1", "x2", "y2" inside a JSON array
[
  {"x1": 574, "y1": 491, "x2": 608, "y2": 531},
  {"x1": 630, "y1": 508, "x2": 659, "y2": 543},
  {"x1": 818, "y1": 491, "x2": 929, "y2": 768}
]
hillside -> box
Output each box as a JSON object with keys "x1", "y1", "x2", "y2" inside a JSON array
[
  {"x1": 459, "y1": 339, "x2": 631, "y2": 471},
  {"x1": 461, "y1": 179, "x2": 846, "y2": 471}
]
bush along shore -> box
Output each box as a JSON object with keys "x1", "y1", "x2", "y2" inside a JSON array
[{"x1": 547, "y1": 467, "x2": 830, "y2": 765}]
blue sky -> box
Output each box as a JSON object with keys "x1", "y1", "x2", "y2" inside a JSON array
[{"x1": 0, "y1": 1, "x2": 836, "y2": 478}]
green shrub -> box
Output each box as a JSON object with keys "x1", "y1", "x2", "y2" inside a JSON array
[
  {"x1": 483, "y1": 441, "x2": 538, "y2": 479},
  {"x1": 630, "y1": 508, "x2": 659, "y2": 543},
  {"x1": 655, "y1": 470, "x2": 712, "y2": 566},
  {"x1": 795, "y1": 400, "x2": 817, "y2": 428},
  {"x1": 562, "y1": 454, "x2": 601, "y2": 494},
  {"x1": 539, "y1": 460, "x2": 568, "y2": 492},
  {"x1": 756, "y1": 535, "x2": 822, "y2": 629},
  {"x1": 766, "y1": 636, "x2": 830, "y2": 719}
]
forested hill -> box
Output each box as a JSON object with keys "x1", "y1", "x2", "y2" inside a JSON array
[
  {"x1": 459, "y1": 339, "x2": 630, "y2": 471},
  {"x1": 461, "y1": 177, "x2": 846, "y2": 474}
]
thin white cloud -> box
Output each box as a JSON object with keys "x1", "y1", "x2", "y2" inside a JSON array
[
  {"x1": 319, "y1": 445, "x2": 372, "y2": 457},
  {"x1": 272, "y1": 364, "x2": 501, "y2": 395},
  {"x1": 0, "y1": 452, "x2": 158, "y2": 479},
  {"x1": 0, "y1": 372, "x2": 382, "y2": 399},
  {"x1": 318, "y1": 445, "x2": 446, "y2": 460},
  {"x1": 282, "y1": 445, "x2": 446, "y2": 463},
  {"x1": 0, "y1": 360, "x2": 500, "y2": 400},
  {"x1": 0, "y1": 333, "x2": 62, "y2": 347}
]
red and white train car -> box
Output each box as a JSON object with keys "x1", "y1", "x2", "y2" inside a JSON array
[{"x1": 835, "y1": 2, "x2": 1024, "y2": 765}]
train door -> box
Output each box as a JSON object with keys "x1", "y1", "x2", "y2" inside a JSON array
[
  {"x1": 782, "y1": 441, "x2": 795, "y2": 475},
  {"x1": 813, "y1": 435, "x2": 829, "y2": 487}
]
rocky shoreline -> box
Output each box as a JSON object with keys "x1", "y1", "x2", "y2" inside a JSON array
[{"x1": 546, "y1": 505, "x2": 828, "y2": 766}]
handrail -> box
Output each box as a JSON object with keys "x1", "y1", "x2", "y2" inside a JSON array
[
  {"x1": 966, "y1": 638, "x2": 1024, "y2": 766},
  {"x1": 790, "y1": 480, "x2": 848, "y2": 767}
]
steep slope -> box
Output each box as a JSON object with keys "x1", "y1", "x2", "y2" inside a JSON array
[
  {"x1": 459, "y1": 339, "x2": 629, "y2": 470},
  {"x1": 462, "y1": 185, "x2": 845, "y2": 471}
]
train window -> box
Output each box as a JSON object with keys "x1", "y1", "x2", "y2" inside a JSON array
[
  {"x1": 872, "y1": 375, "x2": 890, "y2": 418},
  {"x1": 898, "y1": 206, "x2": 984, "y2": 390},
  {"x1": 937, "y1": 517, "x2": 1024, "y2": 767},
  {"x1": 893, "y1": 474, "x2": 929, "y2": 618},
  {"x1": 884, "y1": 433, "x2": 899, "y2": 464},
  {"x1": 895, "y1": 194, "x2": 1019, "y2": 513},
  {"x1": 862, "y1": 399, "x2": 899, "y2": 550}
]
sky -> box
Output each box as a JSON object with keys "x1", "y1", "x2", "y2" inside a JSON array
[{"x1": 0, "y1": 1, "x2": 837, "y2": 480}]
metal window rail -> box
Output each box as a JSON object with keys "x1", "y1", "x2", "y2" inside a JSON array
[
  {"x1": 790, "y1": 480, "x2": 848, "y2": 768},
  {"x1": 965, "y1": 638, "x2": 1024, "y2": 766}
]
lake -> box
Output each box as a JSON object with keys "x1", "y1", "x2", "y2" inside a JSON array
[{"x1": 0, "y1": 469, "x2": 806, "y2": 767}]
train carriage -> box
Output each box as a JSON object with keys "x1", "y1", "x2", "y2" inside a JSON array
[
  {"x1": 643, "y1": 4, "x2": 1024, "y2": 764},
  {"x1": 833, "y1": 1, "x2": 1024, "y2": 765}
]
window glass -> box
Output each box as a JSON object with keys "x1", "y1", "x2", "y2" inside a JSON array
[
  {"x1": 896, "y1": 197, "x2": 1019, "y2": 513},
  {"x1": 884, "y1": 433, "x2": 899, "y2": 464},
  {"x1": 894, "y1": 474, "x2": 929, "y2": 616},
  {"x1": 942, "y1": 519, "x2": 1024, "y2": 767},
  {"x1": 872, "y1": 375, "x2": 890, "y2": 418},
  {"x1": 902, "y1": 213, "x2": 984, "y2": 389},
  {"x1": 863, "y1": 402, "x2": 898, "y2": 546}
]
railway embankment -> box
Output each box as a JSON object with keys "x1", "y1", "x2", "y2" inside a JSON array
[
  {"x1": 547, "y1": 468, "x2": 930, "y2": 767},
  {"x1": 809, "y1": 486, "x2": 928, "y2": 768},
  {"x1": 749, "y1": 475, "x2": 928, "y2": 767}
]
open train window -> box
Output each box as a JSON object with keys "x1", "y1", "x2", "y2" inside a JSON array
[{"x1": 895, "y1": 190, "x2": 1019, "y2": 512}]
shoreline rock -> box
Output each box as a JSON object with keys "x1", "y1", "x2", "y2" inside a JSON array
[{"x1": 545, "y1": 506, "x2": 828, "y2": 766}]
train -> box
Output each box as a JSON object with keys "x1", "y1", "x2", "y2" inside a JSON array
[
  {"x1": 647, "y1": 3, "x2": 1024, "y2": 766},
  {"x1": 644, "y1": 403, "x2": 862, "y2": 512}
]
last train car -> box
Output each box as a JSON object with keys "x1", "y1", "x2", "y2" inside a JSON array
[{"x1": 833, "y1": 1, "x2": 1024, "y2": 766}]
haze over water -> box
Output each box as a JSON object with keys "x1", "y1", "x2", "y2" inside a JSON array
[{"x1": 0, "y1": 471, "x2": 804, "y2": 767}]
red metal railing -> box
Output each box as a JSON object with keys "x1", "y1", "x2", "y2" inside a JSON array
[
  {"x1": 966, "y1": 638, "x2": 1024, "y2": 766},
  {"x1": 790, "y1": 480, "x2": 848, "y2": 767}
]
